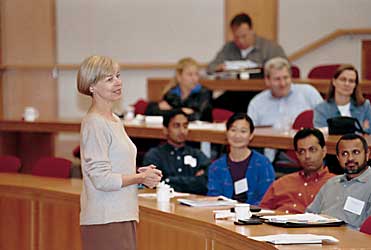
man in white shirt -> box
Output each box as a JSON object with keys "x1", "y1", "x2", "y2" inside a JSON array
[{"x1": 247, "y1": 57, "x2": 323, "y2": 161}]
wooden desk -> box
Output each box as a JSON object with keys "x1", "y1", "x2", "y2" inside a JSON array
[
  {"x1": 0, "y1": 173, "x2": 370, "y2": 250},
  {"x1": 147, "y1": 77, "x2": 371, "y2": 102},
  {"x1": 1, "y1": 120, "x2": 371, "y2": 171}
]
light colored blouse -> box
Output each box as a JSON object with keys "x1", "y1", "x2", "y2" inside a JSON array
[{"x1": 80, "y1": 113, "x2": 138, "y2": 225}]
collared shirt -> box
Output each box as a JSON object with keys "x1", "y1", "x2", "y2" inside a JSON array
[
  {"x1": 260, "y1": 167, "x2": 335, "y2": 214},
  {"x1": 207, "y1": 36, "x2": 287, "y2": 73},
  {"x1": 307, "y1": 167, "x2": 371, "y2": 229},
  {"x1": 142, "y1": 143, "x2": 210, "y2": 195},
  {"x1": 247, "y1": 83, "x2": 323, "y2": 127}
]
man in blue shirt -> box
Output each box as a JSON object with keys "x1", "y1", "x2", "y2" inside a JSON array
[{"x1": 142, "y1": 109, "x2": 210, "y2": 194}]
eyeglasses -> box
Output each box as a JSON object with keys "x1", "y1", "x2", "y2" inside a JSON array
[{"x1": 337, "y1": 77, "x2": 356, "y2": 84}]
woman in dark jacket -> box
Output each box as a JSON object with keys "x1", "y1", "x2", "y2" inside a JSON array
[{"x1": 145, "y1": 57, "x2": 212, "y2": 121}]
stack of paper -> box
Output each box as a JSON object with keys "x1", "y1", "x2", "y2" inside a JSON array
[
  {"x1": 250, "y1": 234, "x2": 338, "y2": 245},
  {"x1": 261, "y1": 213, "x2": 342, "y2": 224},
  {"x1": 178, "y1": 196, "x2": 237, "y2": 207}
]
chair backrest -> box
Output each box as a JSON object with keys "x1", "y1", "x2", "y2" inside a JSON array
[
  {"x1": 291, "y1": 65, "x2": 301, "y2": 78},
  {"x1": 0, "y1": 155, "x2": 21, "y2": 173},
  {"x1": 307, "y1": 64, "x2": 341, "y2": 79},
  {"x1": 292, "y1": 110, "x2": 314, "y2": 130},
  {"x1": 32, "y1": 157, "x2": 71, "y2": 178},
  {"x1": 72, "y1": 145, "x2": 80, "y2": 159},
  {"x1": 360, "y1": 216, "x2": 371, "y2": 235},
  {"x1": 133, "y1": 99, "x2": 148, "y2": 115},
  {"x1": 212, "y1": 108, "x2": 234, "y2": 122}
]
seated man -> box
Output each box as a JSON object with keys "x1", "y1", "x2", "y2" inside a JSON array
[
  {"x1": 208, "y1": 12, "x2": 287, "y2": 113},
  {"x1": 307, "y1": 133, "x2": 371, "y2": 229},
  {"x1": 142, "y1": 109, "x2": 210, "y2": 195},
  {"x1": 247, "y1": 57, "x2": 323, "y2": 161},
  {"x1": 259, "y1": 128, "x2": 335, "y2": 213}
]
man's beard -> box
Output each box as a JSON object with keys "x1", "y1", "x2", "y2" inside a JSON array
[{"x1": 344, "y1": 158, "x2": 369, "y2": 175}]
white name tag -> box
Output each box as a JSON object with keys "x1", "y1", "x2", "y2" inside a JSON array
[
  {"x1": 344, "y1": 196, "x2": 365, "y2": 215},
  {"x1": 184, "y1": 155, "x2": 197, "y2": 168},
  {"x1": 234, "y1": 178, "x2": 248, "y2": 195}
]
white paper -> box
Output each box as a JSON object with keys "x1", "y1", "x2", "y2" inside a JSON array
[
  {"x1": 234, "y1": 178, "x2": 248, "y2": 195},
  {"x1": 138, "y1": 192, "x2": 190, "y2": 198},
  {"x1": 250, "y1": 234, "x2": 338, "y2": 245},
  {"x1": 224, "y1": 60, "x2": 259, "y2": 70},
  {"x1": 261, "y1": 213, "x2": 342, "y2": 223},
  {"x1": 178, "y1": 196, "x2": 237, "y2": 207},
  {"x1": 344, "y1": 196, "x2": 365, "y2": 215}
]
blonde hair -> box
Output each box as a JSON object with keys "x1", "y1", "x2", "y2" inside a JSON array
[
  {"x1": 162, "y1": 57, "x2": 199, "y2": 96},
  {"x1": 77, "y1": 55, "x2": 119, "y2": 96},
  {"x1": 264, "y1": 57, "x2": 291, "y2": 78}
]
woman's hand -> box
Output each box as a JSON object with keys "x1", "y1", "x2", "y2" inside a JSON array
[
  {"x1": 158, "y1": 101, "x2": 172, "y2": 110},
  {"x1": 181, "y1": 107, "x2": 194, "y2": 115},
  {"x1": 363, "y1": 119, "x2": 370, "y2": 130},
  {"x1": 138, "y1": 165, "x2": 162, "y2": 189}
]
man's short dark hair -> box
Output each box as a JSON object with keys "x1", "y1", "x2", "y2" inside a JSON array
[
  {"x1": 226, "y1": 112, "x2": 255, "y2": 134},
  {"x1": 293, "y1": 128, "x2": 325, "y2": 151},
  {"x1": 230, "y1": 13, "x2": 253, "y2": 28},
  {"x1": 162, "y1": 109, "x2": 188, "y2": 128},
  {"x1": 335, "y1": 133, "x2": 368, "y2": 155}
]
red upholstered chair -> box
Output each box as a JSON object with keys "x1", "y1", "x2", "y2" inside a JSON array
[
  {"x1": 0, "y1": 155, "x2": 21, "y2": 173},
  {"x1": 72, "y1": 145, "x2": 81, "y2": 159},
  {"x1": 292, "y1": 110, "x2": 314, "y2": 130},
  {"x1": 31, "y1": 157, "x2": 72, "y2": 178},
  {"x1": 212, "y1": 108, "x2": 234, "y2": 122},
  {"x1": 133, "y1": 99, "x2": 148, "y2": 115},
  {"x1": 291, "y1": 65, "x2": 301, "y2": 78},
  {"x1": 274, "y1": 110, "x2": 314, "y2": 174},
  {"x1": 360, "y1": 216, "x2": 371, "y2": 235},
  {"x1": 307, "y1": 64, "x2": 341, "y2": 79}
]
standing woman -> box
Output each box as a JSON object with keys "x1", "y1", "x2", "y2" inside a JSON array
[
  {"x1": 77, "y1": 55, "x2": 162, "y2": 250},
  {"x1": 314, "y1": 64, "x2": 371, "y2": 134},
  {"x1": 145, "y1": 57, "x2": 212, "y2": 121},
  {"x1": 207, "y1": 113, "x2": 275, "y2": 205}
]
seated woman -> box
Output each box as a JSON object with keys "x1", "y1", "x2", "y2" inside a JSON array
[
  {"x1": 145, "y1": 57, "x2": 212, "y2": 121},
  {"x1": 207, "y1": 113, "x2": 275, "y2": 205},
  {"x1": 314, "y1": 64, "x2": 371, "y2": 134}
]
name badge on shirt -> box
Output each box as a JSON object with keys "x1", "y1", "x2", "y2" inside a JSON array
[
  {"x1": 344, "y1": 196, "x2": 365, "y2": 215},
  {"x1": 184, "y1": 155, "x2": 197, "y2": 168},
  {"x1": 234, "y1": 178, "x2": 248, "y2": 195}
]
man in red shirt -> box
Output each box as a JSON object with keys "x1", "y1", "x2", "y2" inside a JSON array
[{"x1": 260, "y1": 128, "x2": 335, "y2": 213}]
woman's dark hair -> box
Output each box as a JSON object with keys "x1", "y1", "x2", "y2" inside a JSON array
[
  {"x1": 226, "y1": 113, "x2": 255, "y2": 133},
  {"x1": 327, "y1": 64, "x2": 365, "y2": 106}
]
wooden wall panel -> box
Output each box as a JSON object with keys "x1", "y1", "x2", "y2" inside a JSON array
[
  {"x1": 1, "y1": 0, "x2": 55, "y2": 64},
  {"x1": 2, "y1": 70, "x2": 58, "y2": 119},
  {"x1": 0, "y1": 196, "x2": 34, "y2": 250},
  {"x1": 362, "y1": 40, "x2": 371, "y2": 80},
  {"x1": 38, "y1": 199, "x2": 81, "y2": 250},
  {"x1": 225, "y1": 0, "x2": 277, "y2": 41},
  {"x1": 0, "y1": 0, "x2": 57, "y2": 119}
]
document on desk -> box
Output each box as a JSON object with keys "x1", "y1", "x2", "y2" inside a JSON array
[
  {"x1": 178, "y1": 196, "x2": 237, "y2": 207},
  {"x1": 261, "y1": 213, "x2": 343, "y2": 227},
  {"x1": 250, "y1": 234, "x2": 339, "y2": 245},
  {"x1": 262, "y1": 213, "x2": 341, "y2": 223}
]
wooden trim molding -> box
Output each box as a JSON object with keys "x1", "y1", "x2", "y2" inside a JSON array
[
  {"x1": 289, "y1": 28, "x2": 371, "y2": 61},
  {"x1": 0, "y1": 63, "x2": 208, "y2": 71}
]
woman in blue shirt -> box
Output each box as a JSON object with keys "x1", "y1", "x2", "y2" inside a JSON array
[
  {"x1": 207, "y1": 113, "x2": 275, "y2": 205},
  {"x1": 314, "y1": 64, "x2": 371, "y2": 134}
]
